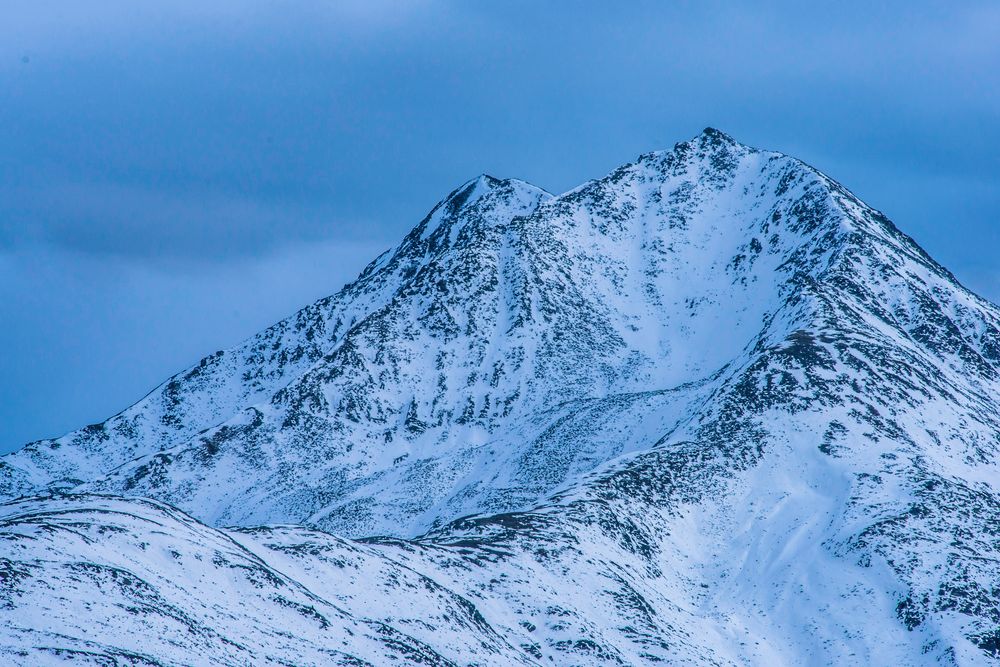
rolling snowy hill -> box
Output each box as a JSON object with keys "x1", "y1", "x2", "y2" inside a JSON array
[{"x1": 2, "y1": 129, "x2": 999, "y2": 665}]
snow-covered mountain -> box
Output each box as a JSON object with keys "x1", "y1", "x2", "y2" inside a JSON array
[{"x1": 3, "y1": 129, "x2": 1000, "y2": 665}]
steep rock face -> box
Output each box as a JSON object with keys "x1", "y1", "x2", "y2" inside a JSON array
[{"x1": 2, "y1": 129, "x2": 1000, "y2": 664}]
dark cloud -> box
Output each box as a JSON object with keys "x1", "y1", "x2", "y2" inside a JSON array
[
  {"x1": 0, "y1": 181, "x2": 380, "y2": 260},
  {"x1": 1, "y1": 1, "x2": 998, "y2": 449}
]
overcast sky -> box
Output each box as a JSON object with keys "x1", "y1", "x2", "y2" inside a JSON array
[{"x1": 2, "y1": 1, "x2": 999, "y2": 452}]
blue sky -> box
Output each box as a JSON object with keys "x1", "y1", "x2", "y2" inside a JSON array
[{"x1": 2, "y1": 1, "x2": 998, "y2": 452}]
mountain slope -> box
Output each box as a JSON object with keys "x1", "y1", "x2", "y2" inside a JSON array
[{"x1": 2, "y1": 129, "x2": 1000, "y2": 664}]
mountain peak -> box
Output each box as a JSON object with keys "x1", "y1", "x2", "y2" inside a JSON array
[
  {"x1": 683, "y1": 126, "x2": 753, "y2": 158},
  {"x1": 698, "y1": 126, "x2": 737, "y2": 144},
  {"x1": 632, "y1": 127, "x2": 756, "y2": 175},
  {"x1": 443, "y1": 174, "x2": 497, "y2": 212},
  {"x1": 443, "y1": 173, "x2": 548, "y2": 211},
  {"x1": 6, "y1": 130, "x2": 1000, "y2": 664},
  {"x1": 396, "y1": 171, "x2": 551, "y2": 252},
  {"x1": 470, "y1": 172, "x2": 504, "y2": 187}
]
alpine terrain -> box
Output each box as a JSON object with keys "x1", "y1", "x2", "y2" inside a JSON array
[{"x1": 2, "y1": 129, "x2": 1000, "y2": 665}]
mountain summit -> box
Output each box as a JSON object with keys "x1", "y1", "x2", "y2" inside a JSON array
[{"x1": 3, "y1": 130, "x2": 1000, "y2": 665}]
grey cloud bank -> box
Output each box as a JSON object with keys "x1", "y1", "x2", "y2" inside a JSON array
[{"x1": 1, "y1": 1, "x2": 998, "y2": 450}]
